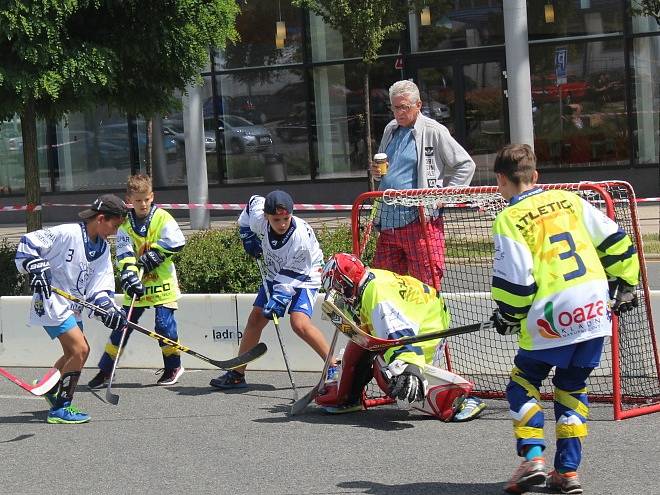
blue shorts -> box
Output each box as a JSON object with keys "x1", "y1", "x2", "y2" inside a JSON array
[
  {"x1": 254, "y1": 284, "x2": 318, "y2": 318},
  {"x1": 518, "y1": 337, "x2": 605, "y2": 369},
  {"x1": 44, "y1": 314, "x2": 81, "y2": 340}
]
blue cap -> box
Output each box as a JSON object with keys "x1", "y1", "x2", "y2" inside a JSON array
[{"x1": 264, "y1": 190, "x2": 294, "y2": 215}]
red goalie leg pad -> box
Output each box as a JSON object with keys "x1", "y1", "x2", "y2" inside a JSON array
[
  {"x1": 315, "y1": 341, "x2": 371, "y2": 407},
  {"x1": 315, "y1": 381, "x2": 339, "y2": 407}
]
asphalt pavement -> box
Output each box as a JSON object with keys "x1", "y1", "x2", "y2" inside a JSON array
[{"x1": 1, "y1": 368, "x2": 659, "y2": 495}]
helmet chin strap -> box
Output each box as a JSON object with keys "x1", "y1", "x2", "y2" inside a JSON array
[{"x1": 353, "y1": 271, "x2": 374, "y2": 309}]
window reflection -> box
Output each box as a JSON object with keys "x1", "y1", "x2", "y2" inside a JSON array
[
  {"x1": 412, "y1": 1, "x2": 504, "y2": 52},
  {"x1": 215, "y1": 70, "x2": 309, "y2": 182},
  {"x1": 214, "y1": 0, "x2": 303, "y2": 69},
  {"x1": 313, "y1": 63, "x2": 398, "y2": 179},
  {"x1": 308, "y1": 11, "x2": 400, "y2": 62},
  {"x1": 527, "y1": 0, "x2": 623, "y2": 40},
  {"x1": 631, "y1": 36, "x2": 660, "y2": 164},
  {"x1": 53, "y1": 111, "x2": 130, "y2": 191},
  {"x1": 531, "y1": 41, "x2": 629, "y2": 168}
]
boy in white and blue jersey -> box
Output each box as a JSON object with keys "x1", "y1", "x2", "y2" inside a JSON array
[
  {"x1": 210, "y1": 190, "x2": 334, "y2": 389},
  {"x1": 15, "y1": 194, "x2": 129, "y2": 424}
]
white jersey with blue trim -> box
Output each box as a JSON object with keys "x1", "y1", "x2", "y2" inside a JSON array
[
  {"x1": 15, "y1": 222, "x2": 116, "y2": 326},
  {"x1": 239, "y1": 196, "x2": 324, "y2": 290}
]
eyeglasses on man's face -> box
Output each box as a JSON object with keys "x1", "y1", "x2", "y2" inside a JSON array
[{"x1": 392, "y1": 102, "x2": 416, "y2": 113}]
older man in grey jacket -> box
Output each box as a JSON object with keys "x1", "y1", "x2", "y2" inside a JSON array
[{"x1": 369, "y1": 80, "x2": 475, "y2": 289}]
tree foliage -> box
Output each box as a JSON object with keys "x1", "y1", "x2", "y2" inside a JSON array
[
  {"x1": 0, "y1": 0, "x2": 239, "y2": 230},
  {"x1": 631, "y1": 1, "x2": 660, "y2": 24},
  {"x1": 0, "y1": 0, "x2": 239, "y2": 119},
  {"x1": 293, "y1": 0, "x2": 407, "y2": 65}
]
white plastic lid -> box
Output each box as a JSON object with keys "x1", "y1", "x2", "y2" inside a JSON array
[{"x1": 374, "y1": 153, "x2": 387, "y2": 160}]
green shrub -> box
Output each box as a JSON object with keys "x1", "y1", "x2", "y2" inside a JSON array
[
  {"x1": 0, "y1": 240, "x2": 25, "y2": 295},
  {"x1": 0, "y1": 225, "x2": 368, "y2": 296},
  {"x1": 173, "y1": 224, "x2": 362, "y2": 293},
  {"x1": 173, "y1": 228, "x2": 262, "y2": 293}
]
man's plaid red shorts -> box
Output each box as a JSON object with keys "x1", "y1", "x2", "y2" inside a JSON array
[{"x1": 372, "y1": 216, "x2": 445, "y2": 289}]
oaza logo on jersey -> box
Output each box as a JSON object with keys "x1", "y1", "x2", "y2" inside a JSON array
[{"x1": 536, "y1": 299, "x2": 609, "y2": 339}]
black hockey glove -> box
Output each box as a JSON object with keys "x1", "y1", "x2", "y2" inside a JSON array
[
  {"x1": 609, "y1": 280, "x2": 638, "y2": 316},
  {"x1": 386, "y1": 362, "x2": 426, "y2": 403},
  {"x1": 24, "y1": 257, "x2": 52, "y2": 298},
  {"x1": 138, "y1": 249, "x2": 165, "y2": 274},
  {"x1": 120, "y1": 268, "x2": 145, "y2": 299},
  {"x1": 491, "y1": 309, "x2": 521, "y2": 336},
  {"x1": 94, "y1": 296, "x2": 128, "y2": 332}
]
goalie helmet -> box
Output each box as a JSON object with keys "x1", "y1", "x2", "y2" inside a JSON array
[{"x1": 321, "y1": 253, "x2": 368, "y2": 303}]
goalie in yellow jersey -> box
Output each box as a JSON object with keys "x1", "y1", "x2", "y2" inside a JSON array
[{"x1": 316, "y1": 253, "x2": 486, "y2": 422}]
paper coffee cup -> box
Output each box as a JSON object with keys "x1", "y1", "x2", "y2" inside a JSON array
[{"x1": 373, "y1": 153, "x2": 388, "y2": 176}]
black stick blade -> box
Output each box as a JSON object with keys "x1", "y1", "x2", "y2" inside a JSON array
[
  {"x1": 209, "y1": 342, "x2": 268, "y2": 370},
  {"x1": 106, "y1": 389, "x2": 120, "y2": 405}
]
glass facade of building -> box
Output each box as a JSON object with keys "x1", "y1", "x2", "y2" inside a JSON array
[{"x1": 1, "y1": 1, "x2": 658, "y2": 199}]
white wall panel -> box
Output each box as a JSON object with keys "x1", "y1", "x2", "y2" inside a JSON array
[{"x1": 0, "y1": 294, "x2": 350, "y2": 372}]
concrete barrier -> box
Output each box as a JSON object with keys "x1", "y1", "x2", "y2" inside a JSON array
[
  {"x1": 1, "y1": 291, "x2": 658, "y2": 371},
  {"x1": 0, "y1": 294, "x2": 350, "y2": 371}
]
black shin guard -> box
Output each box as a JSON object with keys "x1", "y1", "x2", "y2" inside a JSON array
[{"x1": 54, "y1": 371, "x2": 81, "y2": 409}]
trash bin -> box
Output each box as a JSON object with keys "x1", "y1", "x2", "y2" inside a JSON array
[{"x1": 264, "y1": 153, "x2": 286, "y2": 182}]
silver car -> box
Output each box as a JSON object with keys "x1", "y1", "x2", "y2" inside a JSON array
[{"x1": 218, "y1": 115, "x2": 273, "y2": 154}]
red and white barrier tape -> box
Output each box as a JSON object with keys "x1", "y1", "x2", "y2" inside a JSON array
[{"x1": 0, "y1": 202, "x2": 354, "y2": 212}]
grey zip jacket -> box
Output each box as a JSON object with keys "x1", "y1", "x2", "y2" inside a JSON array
[{"x1": 378, "y1": 113, "x2": 476, "y2": 188}]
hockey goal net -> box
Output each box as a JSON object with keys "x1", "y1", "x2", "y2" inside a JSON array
[{"x1": 352, "y1": 181, "x2": 659, "y2": 420}]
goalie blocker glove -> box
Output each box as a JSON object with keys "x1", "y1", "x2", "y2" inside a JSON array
[
  {"x1": 385, "y1": 360, "x2": 427, "y2": 403},
  {"x1": 239, "y1": 226, "x2": 262, "y2": 259},
  {"x1": 491, "y1": 309, "x2": 521, "y2": 336},
  {"x1": 609, "y1": 279, "x2": 638, "y2": 316},
  {"x1": 138, "y1": 249, "x2": 166, "y2": 274},
  {"x1": 92, "y1": 296, "x2": 128, "y2": 332},
  {"x1": 120, "y1": 268, "x2": 145, "y2": 299},
  {"x1": 24, "y1": 257, "x2": 52, "y2": 298}
]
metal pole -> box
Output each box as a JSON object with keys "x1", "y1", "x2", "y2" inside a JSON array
[
  {"x1": 182, "y1": 84, "x2": 210, "y2": 229},
  {"x1": 503, "y1": 0, "x2": 535, "y2": 147}
]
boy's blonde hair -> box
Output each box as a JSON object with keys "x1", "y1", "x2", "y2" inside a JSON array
[
  {"x1": 126, "y1": 174, "x2": 153, "y2": 195},
  {"x1": 493, "y1": 144, "x2": 536, "y2": 185}
]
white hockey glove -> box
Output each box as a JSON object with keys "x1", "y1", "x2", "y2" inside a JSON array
[{"x1": 384, "y1": 360, "x2": 427, "y2": 403}]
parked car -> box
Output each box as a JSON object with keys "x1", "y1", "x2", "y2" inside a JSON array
[
  {"x1": 215, "y1": 115, "x2": 273, "y2": 154},
  {"x1": 163, "y1": 125, "x2": 217, "y2": 153},
  {"x1": 421, "y1": 100, "x2": 451, "y2": 121},
  {"x1": 531, "y1": 74, "x2": 589, "y2": 104}
]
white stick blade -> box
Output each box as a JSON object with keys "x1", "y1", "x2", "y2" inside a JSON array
[{"x1": 29, "y1": 368, "x2": 61, "y2": 396}]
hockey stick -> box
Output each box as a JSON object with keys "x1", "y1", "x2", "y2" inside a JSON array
[
  {"x1": 289, "y1": 327, "x2": 339, "y2": 416},
  {"x1": 256, "y1": 259, "x2": 298, "y2": 401},
  {"x1": 51, "y1": 287, "x2": 268, "y2": 370},
  {"x1": 322, "y1": 299, "x2": 492, "y2": 352},
  {"x1": 106, "y1": 268, "x2": 143, "y2": 405},
  {"x1": 0, "y1": 366, "x2": 61, "y2": 396}
]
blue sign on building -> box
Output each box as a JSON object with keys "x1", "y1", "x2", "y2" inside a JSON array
[{"x1": 555, "y1": 48, "x2": 567, "y2": 85}]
